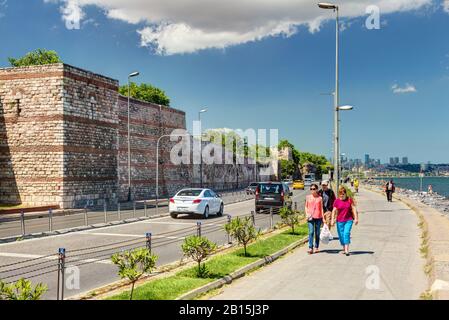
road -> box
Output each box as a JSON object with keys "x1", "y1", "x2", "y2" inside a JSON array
[
  {"x1": 211, "y1": 188, "x2": 428, "y2": 300},
  {"x1": 0, "y1": 191, "x2": 252, "y2": 239},
  {"x1": 0, "y1": 190, "x2": 308, "y2": 300}
]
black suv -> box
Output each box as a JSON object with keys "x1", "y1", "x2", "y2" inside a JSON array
[
  {"x1": 255, "y1": 182, "x2": 293, "y2": 213},
  {"x1": 246, "y1": 182, "x2": 259, "y2": 195}
]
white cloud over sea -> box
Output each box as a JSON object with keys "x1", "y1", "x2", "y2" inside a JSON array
[
  {"x1": 44, "y1": 0, "x2": 437, "y2": 55},
  {"x1": 392, "y1": 83, "x2": 418, "y2": 94}
]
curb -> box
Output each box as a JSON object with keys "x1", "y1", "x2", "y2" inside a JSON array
[{"x1": 175, "y1": 235, "x2": 309, "y2": 300}]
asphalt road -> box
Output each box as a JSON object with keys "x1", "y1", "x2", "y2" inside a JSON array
[
  {"x1": 211, "y1": 188, "x2": 428, "y2": 300},
  {"x1": 0, "y1": 191, "x2": 253, "y2": 239},
  {"x1": 0, "y1": 190, "x2": 308, "y2": 300}
]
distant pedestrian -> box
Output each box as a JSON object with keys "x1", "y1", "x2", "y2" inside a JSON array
[
  {"x1": 353, "y1": 179, "x2": 359, "y2": 193},
  {"x1": 428, "y1": 185, "x2": 433, "y2": 194},
  {"x1": 385, "y1": 180, "x2": 395, "y2": 202},
  {"x1": 319, "y1": 180, "x2": 336, "y2": 230},
  {"x1": 305, "y1": 184, "x2": 324, "y2": 254},
  {"x1": 332, "y1": 186, "x2": 359, "y2": 256}
]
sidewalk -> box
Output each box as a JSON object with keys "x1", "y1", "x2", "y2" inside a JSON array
[{"x1": 210, "y1": 188, "x2": 428, "y2": 300}]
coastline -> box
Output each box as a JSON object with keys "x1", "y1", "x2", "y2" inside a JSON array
[{"x1": 366, "y1": 179, "x2": 449, "y2": 218}]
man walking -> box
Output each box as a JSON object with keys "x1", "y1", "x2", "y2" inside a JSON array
[
  {"x1": 385, "y1": 180, "x2": 395, "y2": 202},
  {"x1": 319, "y1": 180, "x2": 336, "y2": 229}
]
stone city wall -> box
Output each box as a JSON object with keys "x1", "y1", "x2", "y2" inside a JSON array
[{"x1": 1, "y1": 63, "x2": 274, "y2": 209}]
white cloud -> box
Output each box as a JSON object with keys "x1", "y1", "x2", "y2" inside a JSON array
[
  {"x1": 45, "y1": 0, "x2": 433, "y2": 55},
  {"x1": 444, "y1": 0, "x2": 449, "y2": 13},
  {"x1": 392, "y1": 83, "x2": 417, "y2": 94}
]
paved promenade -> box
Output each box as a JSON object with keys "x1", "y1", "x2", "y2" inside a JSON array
[{"x1": 211, "y1": 188, "x2": 427, "y2": 300}]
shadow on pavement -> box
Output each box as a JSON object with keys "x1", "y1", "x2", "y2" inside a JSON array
[{"x1": 320, "y1": 249, "x2": 374, "y2": 255}]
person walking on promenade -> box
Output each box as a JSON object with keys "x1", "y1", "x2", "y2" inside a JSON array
[
  {"x1": 319, "y1": 180, "x2": 335, "y2": 230},
  {"x1": 428, "y1": 184, "x2": 433, "y2": 194},
  {"x1": 353, "y1": 178, "x2": 359, "y2": 193},
  {"x1": 305, "y1": 183, "x2": 324, "y2": 254},
  {"x1": 331, "y1": 186, "x2": 359, "y2": 256},
  {"x1": 385, "y1": 180, "x2": 395, "y2": 202}
]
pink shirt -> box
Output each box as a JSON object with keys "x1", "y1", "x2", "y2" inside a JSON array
[
  {"x1": 305, "y1": 195, "x2": 323, "y2": 219},
  {"x1": 333, "y1": 198, "x2": 354, "y2": 222}
]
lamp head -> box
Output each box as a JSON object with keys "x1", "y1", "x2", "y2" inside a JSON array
[
  {"x1": 338, "y1": 105, "x2": 354, "y2": 111},
  {"x1": 128, "y1": 71, "x2": 140, "y2": 78},
  {"x1": 318, "y1": 2, "x2": 338, "y2": 9}
]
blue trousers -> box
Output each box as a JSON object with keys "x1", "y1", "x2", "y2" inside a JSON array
[
  {"x1": 308, "y1": 219, "x2": 322, "y2": 249},
  {"x1": 336, "y1": 220, "x2": 354, "y2": 246}
]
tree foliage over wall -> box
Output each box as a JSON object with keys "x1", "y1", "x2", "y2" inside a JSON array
[
  {"x1": 8, "y1": 49, "x2": 62, "y2": 67},
  {"x1": 278, "y1": 139, "x2": 333, "y2": 179},
  {"x1": 119, "y1": 82, "x2": 170, "y2": 107}
]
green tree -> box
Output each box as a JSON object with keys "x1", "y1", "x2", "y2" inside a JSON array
[
  {"x1": 111, "y1": 248, "x2": 158, "y2": 300},
  {"x1": 278, "y1": 139, "x2": 301, "y2": 164},
  {"x1": 8, "y1": 49, "x2": 62, "y2": 67},
  {"x1": 224, "y1": 216, "x2": 260, "y2": 257},
  {"x1": 181, "y1": 236, "x2": 217, "y2": 278},
  {"x1": 0, "y1": 278, "x2": 47, "y2": 300},
  {"x1": 119, "y1": 82, "x2": 170, "y2": 106},
  {"x1": 279, "y1": 207, "x2": 303, "y2": 234},
  {"x1": 280, "y1": 160, "x2": 297, "y2": 180}
]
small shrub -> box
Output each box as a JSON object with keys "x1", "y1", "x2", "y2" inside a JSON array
[
  {"x1": 181, "y1": 236, "x2": 217, "y2": 278},
  {"x1": 225, "y1": 216, "x2": 260, "y2": 257},
  {"x1": 279, "y1": 207, "x2": 301, "y2": 234},
  {"x1": 0, "y1": 278, "x2": 47, "y2": 300},
  {"x1": 111, "y1": 248, "x2": 158, "y2": 300}
]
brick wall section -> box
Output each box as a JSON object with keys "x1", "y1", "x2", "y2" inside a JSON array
[
  {"x1": 0, "y1": 64, "x2": 65, "y2": 206},
  {"x1": 61, "y1": 65, "x2": 120, "y2": 208},
  {"x1": 117, "y1": 96, "x2": 189, "y2": 200}
]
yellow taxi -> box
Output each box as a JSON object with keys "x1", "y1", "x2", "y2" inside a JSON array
[{"x1": 292, "y1": 180, "x2": 305, "y2": 190}]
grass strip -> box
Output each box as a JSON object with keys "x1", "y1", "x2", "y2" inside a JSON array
[{"x1": 108, "y1": 223, "x2": 308, "y2": 300}]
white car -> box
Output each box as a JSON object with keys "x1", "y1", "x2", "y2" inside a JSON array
[{"x1": 169, "y1": 188, "x2": 224, "y2": 219}]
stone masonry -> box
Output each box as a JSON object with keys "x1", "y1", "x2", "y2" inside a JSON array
[{"x1": 0, "y1": 63, "x2": 265, "y2": 209}]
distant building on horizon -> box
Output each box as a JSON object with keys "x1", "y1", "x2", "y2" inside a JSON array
[
  {"x1": 365, "y1": 154, "x2": 370, "y2": 168},
  {"x1": 402, "y1": 157, "x2": 409, "y2": 165}
]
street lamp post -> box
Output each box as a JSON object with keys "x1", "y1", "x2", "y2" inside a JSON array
[
  {"x1": 127, "y1": 71, "x2": 140, "y2": 202},
  {"x1": 198, "y1": 108, "x2": 208, "y2": 188},
  {"x1": 319, "y1": 2, "x2": 340, "y2": 192}
]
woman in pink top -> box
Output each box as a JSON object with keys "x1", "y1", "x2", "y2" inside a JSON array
[
  {"x1": 305, "y1": 184, "x2": 324, "y2": 254},
  {"x1": 332, "y1": 186, "x2": 359, "y2": 256}
]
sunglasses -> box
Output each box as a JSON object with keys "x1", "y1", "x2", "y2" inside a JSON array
[{"x1": 310, "y1": 188, "x2": 317, "y2": 191}]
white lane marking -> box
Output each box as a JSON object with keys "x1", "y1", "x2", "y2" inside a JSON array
[
  {"x1": 0, "y1": 252, "x2": 111, "y2": 265},
  {"x1": 138, "y1": 221, "x2": 197, "y2": 226},
  {"x1": 86, "y1": 232, "x2": 143, "y2": 238},
  {"x1": 80, "y1": 232, "x2": 186, "y2": 240},
  {"x1": 0, "y1": 252, "x2": 56, "y2": 260}
]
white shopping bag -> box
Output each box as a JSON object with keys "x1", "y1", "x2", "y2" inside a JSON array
[{"x1": 320, "y1": 224, "x2": 333, "y2": 245}]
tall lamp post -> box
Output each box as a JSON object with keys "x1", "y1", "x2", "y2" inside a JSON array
[
  {"x1": 127, "y1": 71, "x2": 140, "y2": 201},
  {"x1": 198, "y1": 108, "x2": 208, "y2": 188},
  {"x1": 318, "y1": 2, "x2": 341, "y2": 191}
]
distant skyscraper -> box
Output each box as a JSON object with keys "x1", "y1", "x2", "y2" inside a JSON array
[
  {"x1": 389, "y1": 157, "x2": 394, "y2": 165},
  {"x1": 402, "y1": 157, "x2": 408, "y2": 165},
  {"x1": 364, "y1": 154, "x2": 370, "y2": 167},
  {"x1": 394, "y1": 157, "x2": 400, "y2": 165}
]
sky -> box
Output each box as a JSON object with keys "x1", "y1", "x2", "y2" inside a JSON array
[{"x1": 1, "y1": 0, "x2": 449, "y2": 164}]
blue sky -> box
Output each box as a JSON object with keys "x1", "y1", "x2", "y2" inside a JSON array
[{"x1": 1, "y1": 0, "x2": 449, "y2": 163}]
